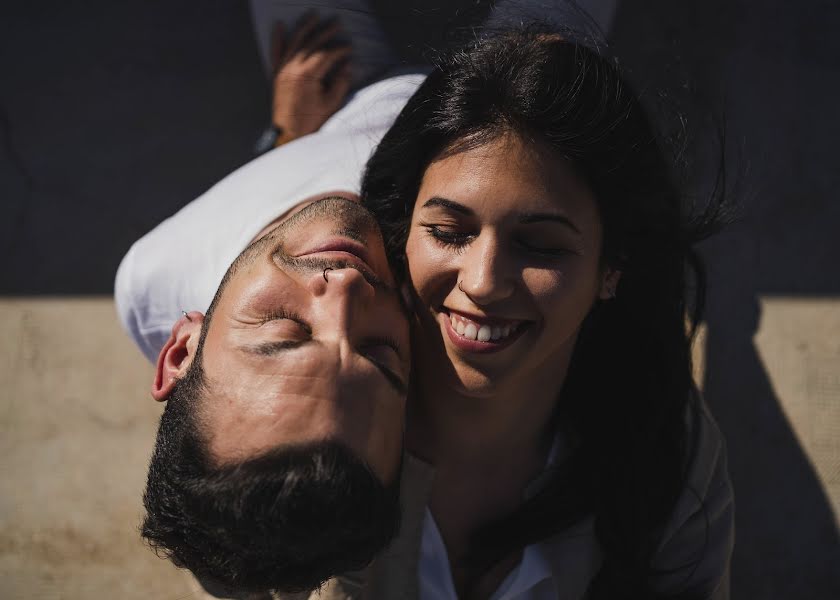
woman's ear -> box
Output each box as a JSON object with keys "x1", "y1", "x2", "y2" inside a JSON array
[
  {"x1": 599, "y1": 268, "x2": 622, "y2": 300},
  {"x1": 151, "y1": 311, "x2": 205, "y2": 401}
]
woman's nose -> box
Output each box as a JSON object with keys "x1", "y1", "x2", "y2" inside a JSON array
[{"x1": 457, "y1": 236, "x2": 515, "y2": 305}]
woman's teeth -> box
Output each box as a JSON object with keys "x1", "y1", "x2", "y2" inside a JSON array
[{"x1": 449, "y1": 314, "x2": 518, "y2": 342}]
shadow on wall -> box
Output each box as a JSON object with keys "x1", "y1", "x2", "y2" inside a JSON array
[{"x1": 611, "y1": 0, "x2": 840, "y2": 597}]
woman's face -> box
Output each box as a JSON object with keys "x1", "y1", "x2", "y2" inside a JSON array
[{"x1": 405, "y1": 132, "x2": 617, "y2": 397}]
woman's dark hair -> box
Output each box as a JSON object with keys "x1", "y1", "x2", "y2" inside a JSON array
[{"x1": 361, "y1": 25, "x2": 729, "y2": 598}]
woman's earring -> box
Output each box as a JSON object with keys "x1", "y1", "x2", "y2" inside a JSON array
[{"x1": 603, "y1": 269, "x2": 621, "y2": 300}]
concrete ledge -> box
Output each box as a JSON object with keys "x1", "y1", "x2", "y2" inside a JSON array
[{"x1": 0, "y1": 297, "x2": 190, "y2": 599}]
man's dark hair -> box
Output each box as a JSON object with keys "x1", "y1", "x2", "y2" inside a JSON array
[
  {"x1": 141, "y1": 359, "x2": 400, "y2": 594},
  {"x1": 141, "y1": 242, "x2": 401, "y2": 594}
]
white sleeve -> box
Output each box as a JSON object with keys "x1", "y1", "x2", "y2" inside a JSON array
[
  {"x1": 114, "y1": 243, "x2": 169, "y2": 363},
  {"x1": 114, "y1": 73, "x2": 426, "y2": 362}
]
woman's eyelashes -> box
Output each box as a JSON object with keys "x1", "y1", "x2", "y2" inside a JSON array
[
  {"x1": 421, "y1": 223, "x2": 577, "y2": 259},
  {"x1": 422, "y1": 223, "x2": 474, "y2": 251}
]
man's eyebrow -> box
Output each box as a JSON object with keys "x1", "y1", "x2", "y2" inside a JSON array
[
  {"x1": 518, "y1": 212, "x2": 581, "y2": 234},
  {"x1": 421, "y1": 197, "x2": 473, "y2": 215},
  {"x1": 240, "y1": 339, "x2": 312, "y2": 356}
]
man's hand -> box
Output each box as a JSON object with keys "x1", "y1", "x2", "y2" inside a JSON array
[{"x1": 270, "y1": 13, "x2": 352, "y2": 144}]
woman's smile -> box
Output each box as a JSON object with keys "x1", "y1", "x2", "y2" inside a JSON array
[{"x1": 439, "y1": 308, "x2": 531, "y2": 354}]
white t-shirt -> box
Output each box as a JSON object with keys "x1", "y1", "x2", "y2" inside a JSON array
[
  {"x1": 417, "y1": 400, "x2": 733, "y2": 600},
  {"x1": 420, "y1": 509, "x2": 565, "y2": 600},
  {"x1": 115, "y1": 72, "x2": 426, "y2": 362}
]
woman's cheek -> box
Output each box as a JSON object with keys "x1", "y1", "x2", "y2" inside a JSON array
[
  {"x1": 522, "y1": 268, "x2": 566, "y2": 304},
  {"x1": 406, "y1": 235, "x2": 454, "y2": 306}
]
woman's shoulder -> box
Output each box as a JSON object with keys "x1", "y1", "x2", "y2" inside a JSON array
[
  {"x1": 683, "y1": 393, "x2": 732, "y2": 505},
  {"x1": 649, "y1": 392, "x2": 735, "y2": 599}
]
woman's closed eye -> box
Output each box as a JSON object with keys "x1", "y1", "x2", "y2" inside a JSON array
[
  {"x1": 516, "y1": 238, "x2": 578, "y2": 257},
  {"x1": 515, "y1": 224, "x2": 583, "y2": 258},
  {"x1": 422, "y1": 222, "x2": 579, "y2": 258},
  {"x1": 421, "y1": 223, "x2": 475, "y2": 250}
]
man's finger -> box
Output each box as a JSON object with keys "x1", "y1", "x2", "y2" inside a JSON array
[
  {"x1": 285, "y1": 11, "x2": 321, "y2": 60},
  {"x1": 301, "y1": 20, "x2": 343, "y2": 57},
  {"x1": 325, "y1": 62, "x2": 352, "y2": 109},
  {"x1": 270, "y1": 22, "x2": 286, "y2": 72},
  {"x1": 304, "y1": 45, "x2": 352, "y2": 80}
]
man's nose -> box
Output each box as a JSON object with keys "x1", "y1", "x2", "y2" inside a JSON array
[
  {"x1": 458, "y1": 234, "x2": 516, "y2": 306},
  {"x1": 307, "y1": 267, "x2": 375, "y2": 321}
]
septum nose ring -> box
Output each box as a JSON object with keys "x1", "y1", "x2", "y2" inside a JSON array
[{"x1": 323, "y1": 267, "x2": 334, "y2": 282}]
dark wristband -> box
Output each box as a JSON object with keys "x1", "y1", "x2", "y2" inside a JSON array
[{"x1": 253, "y1": 124, "x2": 284, "y2": 155}]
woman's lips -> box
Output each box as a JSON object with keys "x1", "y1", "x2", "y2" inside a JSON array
[{"x1": 441, "y1": 310, "x2": 529, "y2": 354}]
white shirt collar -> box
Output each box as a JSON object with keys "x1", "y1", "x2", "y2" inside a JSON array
[{"x1": 419, "y1": 508, "x2": 558, "y2": 600}]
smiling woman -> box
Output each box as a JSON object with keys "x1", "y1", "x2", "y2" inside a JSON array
[
  {"x1": 362, "y1": 25, "x2": 734, "y2": 600},
  {"x1": 406, "y1": 132, "x2": 615, "y2": 397}
]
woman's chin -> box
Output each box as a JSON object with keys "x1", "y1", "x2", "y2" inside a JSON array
[{"x1": 439, "y1": 357, "x2": 512, "y2": 399}]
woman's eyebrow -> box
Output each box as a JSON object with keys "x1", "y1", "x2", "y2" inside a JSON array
[
  {"x1": 421, "y1": 197, "x2": 473, "y2": 215},
  {"x1": 518, "y1": 212, "x2": 581, "y2": 234}
]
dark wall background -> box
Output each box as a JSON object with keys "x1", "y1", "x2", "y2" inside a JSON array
[
  {"x1": 1, "y1": 1, "x2": 838, "y2": 597},
  {"x1": 0, "y1": 1, "x2": 266, "y2": 293}
]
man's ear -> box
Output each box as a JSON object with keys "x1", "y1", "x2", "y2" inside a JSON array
[
  {"x1": 152, "y1": 311, "x2": 205, "y2": 402},
  {"x1": 598, "y1": 267, "x2": 622, "y2": 301}
]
